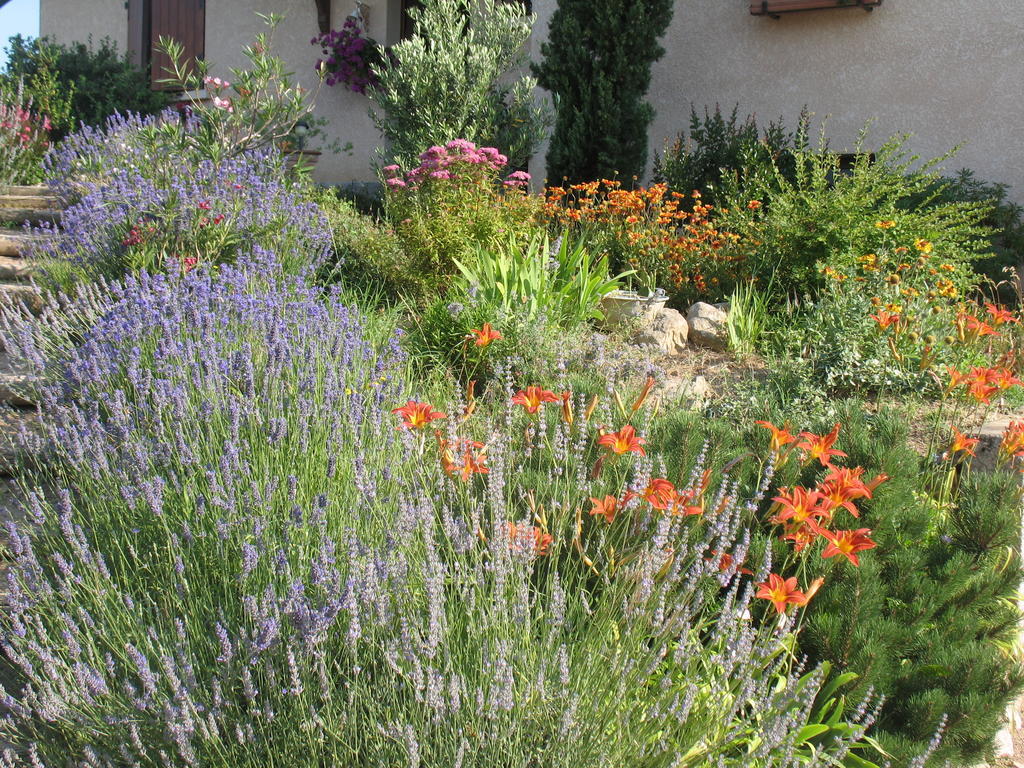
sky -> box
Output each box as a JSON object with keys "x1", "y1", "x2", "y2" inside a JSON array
[{"x1": 0, "y1": 0, "x2": 40, "y2": 69}]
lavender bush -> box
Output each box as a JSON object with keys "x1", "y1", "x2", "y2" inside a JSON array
[
  {"x1": 0, "y1": 260, "x2": 882, "y2": 766},
  {"x1": 32, "y1": 110, "x2": 329, "y2": 284}
]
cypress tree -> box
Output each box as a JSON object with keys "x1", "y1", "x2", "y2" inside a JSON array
[{"x1": 533, "y1": 0, "x2": 674, "y2": 184}]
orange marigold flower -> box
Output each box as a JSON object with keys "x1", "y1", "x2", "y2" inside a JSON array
[
  {"x1": 948, "y1": 426, "x2": 979, "y2": 458},
  {"x1": 507, "y1": 522, "x2": 552, "y2": 556},
  {"x1": 771, "y1": 486, "x2": 828, "y2": 526},
  {"x1": 914, "y1": 238, "x2": 933, "y2": 254},
  {"x1": 747, "y1": 200, "x2": 762, "y2": 210},
  {"x1": 821, "y1": 528, "x2": 877, "y2": 567},
  {"x1": 756, "y1": 573, "x2": 809, "y2": 614},
  {"x1": 469, "y1": 322, "x2": 502, "y2": 347},
  {"x1": 598, "y1": 425, "x2": 647, "y2": 456},
  {"x1": 797, "y1": 424, "x2": 847, "y2": 467},
  {"x1": 588, "y1": 495, "x2": 619, "y2": 523},
  {"x1": 392, "y1": 400, "x2": 447, "y2": 430},
  {"x1": 756, "y1": 420, "x2": 797, "y2": 453},
  {"x1": 875, "y1": 219, "x2": 896, "y2": 229},
  {"x1": 512, "y1": 386, "x2": 561, "y2": 414}
]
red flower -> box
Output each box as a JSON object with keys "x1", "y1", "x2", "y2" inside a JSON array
[
  {"x1": 771, "y1": 486, "x2": 828, "y2": 526},
  {"x1": 986, "y1": 302, "x2": 1019, "y2": 326},
  {"x1": 469, "y1": 322, "x2": 502, "y2": 347},
  {"x1": 817, "y1": 466, "x2": 871, "y2": 517},
  {"x1": 821, "y1": 528, "x2": 877, "y2": 566},
  {"x1": 197, "y1": 200, "x2": 212, "y2": 210},
  {"x1": 947, "y1": 426, "x2": 979, "y2": 458},
  {"x1": 436, "y1": 434, "x2": 488, "y2": 481},
  {"x1": 597, "y1": 425, "x2": 646, "y2": 456},
  {"x1": 756, "y1": 574, "x2": 809, "y2": 614},
  {"x1": 870, "y1": 310, "x2": 901, "y2": 330},
  {"x1": 511, "y1": 386, "x2": 560, "y2": 414},
  {"x1": 628, "y1": 478, "x2": 677, "y2": 510},
  {"x1": 797, "y1": 424, "x2": 847, "y2": 467},
  {"x1": 507, "y1": 522, "x2": 552, "y2": 556},
  {"x1": 588, "y1": 495, "x2": 618, "y2": 523},
  {"x1": 392, "y1": 400, "x2": 447, "y2": 430}
]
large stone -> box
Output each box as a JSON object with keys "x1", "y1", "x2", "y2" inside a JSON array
[
  {"x1": 659, "y1": 374, "x2": 711, "y2": 406},
  {"x1": 687, "y1": 302, "x2": 729, "y2": 351},
  {"x1": 632, "y1": 308, "x2": 688, "y2": 355}
]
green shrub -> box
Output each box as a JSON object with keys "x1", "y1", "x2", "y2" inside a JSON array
[
  {"x1": 653, "y1": 104, "x2": 796, "y2": 204},
  {"x1": 2, "y1": 34, "x2": 166, "y2": 138},
  {"x1": 717, "y1": 130, "x2": 993, "y2": 299},
  {"x1": 0, "y1": 77, "x2": 50, "y2": 186},
  {"x1": 368, "y1": 0, "x2": 549, "y2": 170},
  {"x1": 534, "y1": 0, "x2": 674, "y2": 183}
]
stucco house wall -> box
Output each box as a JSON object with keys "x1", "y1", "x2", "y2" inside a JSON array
[{"x1": 37, "y1": 0, "x2": 1024, "y2": 201}]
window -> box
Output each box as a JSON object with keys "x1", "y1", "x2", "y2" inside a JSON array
[
  {"x1": 750, "y1": 0, "x2": 883, "y2": 16},
  {"x1": 128, "y1": 0, "x2": 206, "y2": 88}
]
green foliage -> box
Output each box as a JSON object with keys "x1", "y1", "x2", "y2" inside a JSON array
[
  {"x1": 718, "y1": 129, "x2": 994, "y2": 298},
  {"x1": 455, "y1": 232, "x2": 630, "y2": 326},
  {"x1": 368, "y1": 0, "x2": 549, "y2": 170},
  {"x1": 0, "y1": 77, "x2": 49, "y2": 185},
  {"x1": 653, "y1": 104, "x2": 796, "y2": 204},
  {"x1": 533, "y1": 0, "x2": 674, "y2": 183},
  {"x1": 156, "y1": 14, "x2": 321, "y2": 163},
  {"x1": 725, "y1": 279, "x2": 773, "y2": 356},
  {"x1": 2, "y1": 34, "x2": 165, "y2": 137}
]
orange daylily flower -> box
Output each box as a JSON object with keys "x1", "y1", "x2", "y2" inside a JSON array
[
  {"x1": 436, "y1": 433, "x2": 488, "y2": 481},
  {"x1": 948, "y1": 426, "x2": 979, "y2": 458},
  {"x1": 1000, "y1": 421, "x2": 1024, "y2": 460},
  {"x1": 797, "y1": 424, "x2": 847, "y2": 467},
  {"x1": 511, "y1": 386, "x2": 561, "y2": 415},
  {"x1": 771, "y1": 486, "x2": 829, "y2": 526},
  {"x1": 588, "y1": 495, "x2": 619, "y2": 523},
  {"x1": 469, "y1": 323, "x2": 502, "y2": 347},
  {"x1": 598, "y1": 425, "x2": 647, "y2": 456},
  {"x1": 817, "y1": 466, "x2": 872, "y2": 517},
  {"x1": 756, "y1": 573, "x2": 809, "y2": 614},
  {"x1": 708, "y1": 550, "x2": 753, "y2": 575},
  {"x1": 804, "y1": 577, "x2": 825, "y2": 602},
  {"x1": 985, "y1": 303, "x2": 1019, "y2": 326},
  {"x1": 963, "y1": 314, "x2": 998, "y2": 338},
  {"x1": 756, "y1": 420, "x2": 797, "y2": 453},
  {"x1": 821, "y1": 528, "x2": 877, "y2": 567},
  {"x1": 781, "y1": 523, "x2": 819, "y2": 553},
  {"x1": 560, "y1": 391, "x2": 574, "y2": 425},
  {"x1": 630, "y1": 376, "x2": 656, "y2": 412},
  {"x1": 990, "y1": 368, "x2": 1022, "y2": 391},
  {"x1": 628, "y1": 478, "x2": 678, "y2": 510},
  {"x1": 870, "y1": 310, "x2": 901, "y2": 330},
  {"x1": 392, "y1": 400, "x2": 447, "y2": 430},
  {"x1": 507, "y1": 522, "x2": 552, "y2": 556}
]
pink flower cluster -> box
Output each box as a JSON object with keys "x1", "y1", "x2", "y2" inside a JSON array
[
  {"x1": 382, "y1": 139, "x2": 531, "y2": 190},
  {"x1": 0, "y1": 105, "x2": 51, "y2": 149}
]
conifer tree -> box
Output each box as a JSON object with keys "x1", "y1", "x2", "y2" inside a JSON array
[{"x1": 533, "y1": 0, "x2": 674, "y2": 184}]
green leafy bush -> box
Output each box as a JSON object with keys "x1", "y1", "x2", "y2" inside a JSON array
[
  {"x1": 534, "y1": 0, "x2": 674, "y2": 183},
  {"x1": 369, "y1": 0, "x2": 549, "y2": 170},
  {"x1": 0, "y1": 77, "x2": 50, "y2": 186},
  {"x1": 653, "y1": 104, "x2": 796, "y2": 204},
  {"x1": 717, "y1": 130, "x2": 993, "y2": 299},
  {"x1": 2, "y1": 34, "x2": 166, "y2": 138}
]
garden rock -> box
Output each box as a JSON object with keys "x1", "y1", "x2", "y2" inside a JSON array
[
  {"x1": 687, "y1": 302, "x2": 729, "y2": 351},
  {"x1": 632, "y1": 308, "x2": 688, "y2": 355},
  {"x1": 658, "y1": 374, "x2": 711, "y2": 407}
]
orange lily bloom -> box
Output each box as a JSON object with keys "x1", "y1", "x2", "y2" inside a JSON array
[
  {"x1": 708, "y1": 550, "x2": 753, "y2": 575},
  {"x1": 627, "y1": 478, "x2": 677, "y2": 510},
  {"x1": 588, "y1": 495, "x2": 619, "y2": 523},
  {"x1": 771, "y1": 486, "x2": 828, "y2": 526},
  {"x1": 436, "y1": 433, "x2": 488, "y2": 481},
  {"x1": 986, "y1": 303, "x2": 1019, "y2": 326},
  {"x1": 797, "y1": 424, "x2": 847, "y2": 467},
  {"x1": 781, "y1": 523, "x2": 820, "y2": 553},
  {"x1": 392, "y1": 400, "x2": 447, "y2": 430},
  {"x1": 756, "y1": 573, "x2": 809, "y2": 614},
  {"x1": 511, "y1": 386, "x2": 561, "y2": 414},
  {"x1": 946, "y1": 366, "x2": 967, "y2": 392},
  {"x1": 598, "y1": 425, "x2": 647, "y2": 456},
  {"x1": 755, "y1": 420, "x2": 797, "y2": 453},
  {"x1": 469, "y1": 323, "x2": 502, "y2": 347},
  {"x1": 821, "y1": 528, "x2": 877, "y2": 567},
  {"x1": 990, "y1": 368, "x2": 1022, "y2": 391},
  {"x1": 870, "y1": 310, "x2": 901, "y2": 330},
  {"x1": 630, "y1": 375, "x2": 656, "y2": 412},
  {"x1": 817, "y1": 466, "x2": 871, "y2": 517},
  {"x1": 1000, "y1": 421, "x2": 1024, "y2": 459},
  {"x1": 964, "y1": 314, "x2": 998, "y2": 338},
  {"x1": 948, "y1": 426, "x2": 979, "y2": 458},
  {"x1": 507, "y1": 522, "x2": 552, "y2": 556},
  {"x1": 560, "y1": 390, "x2": 574, "y2": 425}
]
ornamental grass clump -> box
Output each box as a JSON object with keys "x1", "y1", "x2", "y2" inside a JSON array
[
  {"x1": 33, "y1": 112, "x2": 330, "y2": 283},
  {"x1": 0, "y1": 262, "x2": 881, "y2": 765}
]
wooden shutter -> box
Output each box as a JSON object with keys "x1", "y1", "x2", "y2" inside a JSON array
[
  {"x1": 750, "y1": 0, "x2": 883, "y2": 15},
  {"x1": 150, "y1": 0, "x2": 206, "y2": 88}
]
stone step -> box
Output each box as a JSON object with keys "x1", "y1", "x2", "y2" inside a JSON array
[
  {"x1": 0, "y1": 208, "x2": 60, "y2": 227},
  {"x1": 0, "y1": 231, "x2": 46, "y2": 258},
  {"x1": 0, "y1": 408, "x2": 42, "y2": 478},
  {"x1": 0, "y1": 195, "x2": 61, "y2": 211},
  {"x1": 0, "y1": 284, "x2": 43, "y2": 316},
  {"x1": 0, "y1": 185, "x2": 53, "y2": 197},
  {"x1": 0, "y1": 257, "x2": 33, "y2": 282}
]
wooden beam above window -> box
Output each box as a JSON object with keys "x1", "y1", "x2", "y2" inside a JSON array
[{"x1": 750, "y1": 0, "x2": 883, "y2": 15}]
